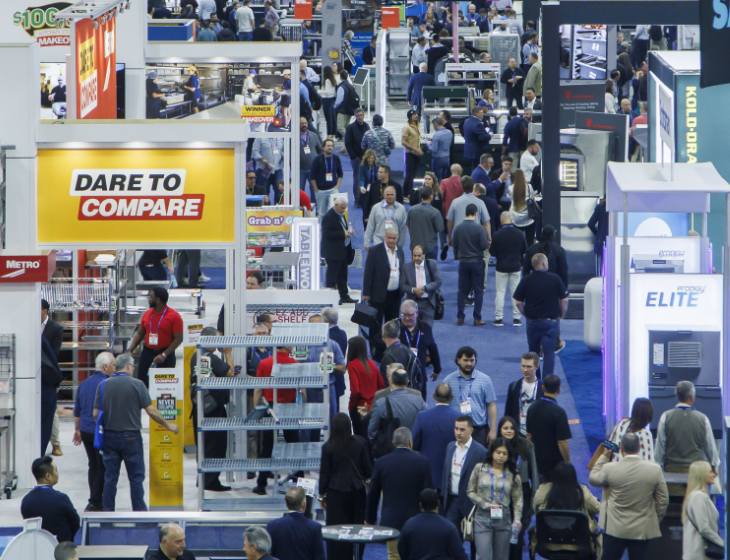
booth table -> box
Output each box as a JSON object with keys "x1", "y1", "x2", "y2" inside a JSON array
[{"x1": 322, "y1": 525, "x2": 401, "y2": 560}]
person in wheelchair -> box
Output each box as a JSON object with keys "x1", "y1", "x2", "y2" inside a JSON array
[{"x1": 531, "y1": 461, "x2": 601, "y2": 558}]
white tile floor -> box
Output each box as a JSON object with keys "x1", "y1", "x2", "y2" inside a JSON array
[{"x1": 0, "y1": 287, "x2": 362, "y2": 525}]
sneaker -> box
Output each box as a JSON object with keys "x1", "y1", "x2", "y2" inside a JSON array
[
  {"x1": 51, "y1": 445, "x2": 63, "y2": 457},
  {"x1": 465, "y1": 298, "x2": 474, "y2": 306},
  {"x1": 252, "y1": 485, "x2": 267, "y2": 496},
  {"x1": 199, "y1": 273, "x2": 211, "y2": 282},
  {"x1": 513, "y1": 319, "x2": 522, "y2": 327},
  {"x1": 440, "y1": 244, "x2": 449, "y2": 261},
  {"x1": 492, "y1": 319, "x2": 504, "y2": 327},
  {"x1": 555, "y1": 339, "x2": 566, "y2": 354}
]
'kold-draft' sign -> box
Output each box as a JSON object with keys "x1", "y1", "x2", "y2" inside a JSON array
[{"x1": 37, "y1": 149, "x2": 235, "y2": 245}]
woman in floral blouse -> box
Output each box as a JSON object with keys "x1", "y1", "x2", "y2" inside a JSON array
[{"x1": 609, "y1": 397, "x2": 654, "y2": 462}]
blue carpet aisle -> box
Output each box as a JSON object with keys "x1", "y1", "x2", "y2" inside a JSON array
[{"x1": 333, "y1": 151, "x2": 606, "y2": 559}]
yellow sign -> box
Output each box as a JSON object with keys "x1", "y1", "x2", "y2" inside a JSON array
[
  {"x1": 246, "y1": 209, "x2": 303, "y2": 232},
  {"x1": 149, "y1": 368, "x2": 184, "y2": 508},
  {"x1": 78, "y1": 36, "x2": 94, "y2": 81},
  {"x1": 182, "y1": 319, "x2": 208, "y2": 448},
  {"x1": 37, "y1": 149, "x2": 235, "y2": 245},
  {"x1": 242, "y1": 105, "x2": 275, "y2": 117}
]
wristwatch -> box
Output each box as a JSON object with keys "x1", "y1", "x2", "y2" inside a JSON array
[{"x1": 161, "y1": 353, "x2": 166, "y2": 359}]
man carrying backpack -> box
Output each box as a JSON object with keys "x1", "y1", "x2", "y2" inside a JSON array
[
  {"x1": 345, "y1": 108, "x2": 371, "y2": 207},
  {"x1": 334, "y1": 70, "x2": 360, "y2": 142},
  {"x1": 398, "y1": 300, "x2": 441, "y2": 401}
]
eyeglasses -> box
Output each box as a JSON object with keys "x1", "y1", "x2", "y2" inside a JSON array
[{"x1": 401, "y1": 313, "x2": 416, "y2": 318}]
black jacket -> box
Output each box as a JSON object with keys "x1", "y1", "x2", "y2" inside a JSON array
[
  {"x1": 335, "y1": 81, "x2": 357, "y2": 116},
  {"x1": 42, "y1": 318, "x2": 63, "y2": 359},
  {"x1": 320, "y1": 208, "x2": 349, "y2": 261},
  {"x1": 319, "y1": 436, "x2": 372, "y2": 493},
  {"x1": 398, "y1": 512, "x2": 468, "y2": 560},
  {"x1": 523, "y1": 242, "x2": 569, "y2": 287},
  {"x1": 21, "y1": 486, "x2": 80, "y2": 543},
  {"x1": 378, "y1": 341, "x2": 415, "y2": 387},
  {"x1": 504, "y1": 377, "x2": 545, "y2": 421},
  {"x1": 363, "y1": 243, "x2": 405, "y2": 304},
  {"x1": 477, "y1": 194, "x2": 499, "y2": 231},
  {"x1": 398, "y1": 320, "x2": 442, "y2": 375},
  {"x1": 426, "y1": 43, "x2": 449, "y2": 76},
  {"x1": 490, "y1": 225, "x2": 528, "y2": 273},
  {"x1": 587, "y1": 201, "x2": 608, "y2": 256},
  {"x1": 501, "y1": 66, "x2": 525, "y2": 97},
  {"x1": 345, "y1": 120, "x2": 370, "y2": 160},
  {"x1": 41, "y1": 336, "x2": 62, "y2": 388},
  {"x1": 364, "y1": 179, "x2": 404, "y2": 220}
]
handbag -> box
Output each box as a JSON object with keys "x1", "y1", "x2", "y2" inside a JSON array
[
  {"x1": 688, "y1": 508, "x2": 724, "y2": 559},
  {"x1": 350, "y1": 300, "x2": 379, "y2": 328},
  {"x1": 93, "y1": 379, "x2": 107, "y2": 450},
  {"x1": 346, "y1": 243, "x2": 356, "y2": 265},
  {"x1": 588, "y1": 423, "x2": 619, "y2": 470},
  {"x1": 462, "y1": 505, "x2": 477, "y2": 542},
  {"x1": 526, "y1": 198, "x2": 542, "y2": 221},
  {"x1": 434, "y1": 290, "x2": 445, "y2": 321}
]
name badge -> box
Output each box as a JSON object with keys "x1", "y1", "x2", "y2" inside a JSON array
[
  {"x1": 490, "y1": 505, "x2": 503, "y2": 519},
  {"x1": 411, "y1": 347, "x2": 418, "y2": 357},
  {"x1": 272, "y1": 147, "x2": 280, "y2": 154},
  {"x1": 326, "y1": 173, "x2": 333, "y2": 182},
  {"x1": 384, "y1": 219, "x2": 395, "y2": 230},
  {"x1": 303, "y1": 146, "x2": 311, "y2": 155},
  {"x1": 390, "y1": 268, "x2": 399, "y2": 279},
  {"x1": 149, "y1": 333, "x2": 159, "y2": 346},
  {"x1": 460, "y1": 400, "x2": 472, "y2": 414}
]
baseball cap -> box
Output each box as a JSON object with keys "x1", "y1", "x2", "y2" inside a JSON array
[
  {"x1": 407, "y1": 109, "x2": 419, "y2": 120},
  {"x1": 478, "y1": 100, "x2": 487, "y2": 107}
]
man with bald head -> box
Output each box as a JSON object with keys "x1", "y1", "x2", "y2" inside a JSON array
[
  {"x1": 321, "y1": 195, "x2": 357, "y2": 304},
  {"x1": 364, "y1": 186, "x2": 407, "y2": 250},
  {"x1": 151, "y1": 523, "x2": 195, "y2": 560},
  {"x1": 489, "y1": 212, "x2": 528, "y2": 327}
]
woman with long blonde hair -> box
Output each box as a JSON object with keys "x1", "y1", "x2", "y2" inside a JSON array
[
  {"x1": 681, "y1": 461, "x2": 723, "y2": 559},
  {"x1": 509, "y1": 169, "x2": 536, "y2": 244}
]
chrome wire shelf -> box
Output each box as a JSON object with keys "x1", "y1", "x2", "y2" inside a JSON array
[
  {"x1": 199, "y1": 457, "x2": 320, "y2": 473},
  {"x1": 199, "y1": 375, "x2": 326, "y2": 390},
  {"x1": 41, "y1": 277, "x2": 113, "y2": 312}
]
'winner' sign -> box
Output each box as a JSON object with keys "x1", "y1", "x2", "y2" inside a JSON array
[{"x1": 74, "y1": 15, "x2": 115, "y2": 119}]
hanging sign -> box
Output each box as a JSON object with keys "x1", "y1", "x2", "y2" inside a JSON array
[
  {"x1": 12, "y1": 2, "x2": 72, "y2": 47},
  {"x1": 74, "y1": 15, "x2": 116, "y2": 119},
  {"x1": 700, "y1": 0, "x2": 730, "y2": 88},
  {"x1": 294, "y1": 0, "x2": 312, "y2": 20},
  {"x1": 149, "y1": 367, "x2": 184, "y2": 509},
  {"x1": 0, "y1": 253, "x2": 56, "y2": 283},
  {"x1": 381, "y1": 7, "x2": 400, "y2": 29}
]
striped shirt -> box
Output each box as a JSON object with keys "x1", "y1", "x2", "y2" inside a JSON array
[{"x1": 443, "y1": 370, "x2": 496, "y2": 427}]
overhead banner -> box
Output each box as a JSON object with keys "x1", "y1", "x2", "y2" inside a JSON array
[
  {"x1": 700, "y1": 0, "x2": 730, "y2": 88},
  {"x1": 37, "y1": 149, "x2": 236, "y2": 245},
  {"x1": 575, "y1": 111, "x2": 630, "y2": 162},
  {"x1": 241, "y1": 105, "x2": 282, "y2": 125},
  {"x1": 12, "y1": 2, "x2": 72, "y2": 47},
  {"x1": 149, "y1": 367, "x2": 184, "y2": 510},
  {"x1": 559, "y1": 80, "x2": 604, "y2": 128},
  {"x1": 294, "y1": 0, "x2": 312, "y2": 20},
  {"x1": 381, "y1": 6, "x2": 400, "y2": 29},
  {"x1": 75, "y1": 15, "x2": 116, "y2": 119}
]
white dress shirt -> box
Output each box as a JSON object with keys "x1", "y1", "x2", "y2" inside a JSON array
[
  {"x1": 41, "y1": 316, "x2": 48, "y2": 333},
  {"x1": 386, "y1": 246, "x2": 399, "y2": 291},
  {"x1": 451, "y1": 437, "x2": 473, "y2": 494},
  {"x1": 411, "y1": 43, "x2": 427, "y2": 68},
  {"x1": 304, "y1": 66, "x2": 320, "y2": 84}
]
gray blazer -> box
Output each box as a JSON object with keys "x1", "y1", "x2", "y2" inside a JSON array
[
  {"x1": 400, "y1": 258, "x2": 442, "y2": 309},
  {"x1": 368, "y1": 388, "x2": 427, "y2": 440}
]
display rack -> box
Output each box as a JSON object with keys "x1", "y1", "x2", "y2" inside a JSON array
[
  {"x1": 444, "y1": 63, "x2": 502, "y2": 101},
  {"x1": 0, "y1": 335, "x2": 16, "y2": 498},
  {"x1": 0, "y1": 145, "x2": 10, "y2": 249},
  {"x1": 195, "y1": 323, "x2": 329, "y2": 511},
  {"x1": 422, "y1": 86, "x2": 472, "y2": 133},
  {"x1": 257, "y1": 252, "x2": 300, "y2": 289},
  {"x1": 387, "y1": 28, "x2": 411, "y2": 97}
]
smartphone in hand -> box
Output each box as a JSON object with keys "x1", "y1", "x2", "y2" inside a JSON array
[{"x1": 601, "y1": 439, "x2": 619, "y2": 453}]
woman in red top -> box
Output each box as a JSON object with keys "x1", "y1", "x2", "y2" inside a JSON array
[{"x1": 346, "y1": 336, "x2": 384, "y2": 440}]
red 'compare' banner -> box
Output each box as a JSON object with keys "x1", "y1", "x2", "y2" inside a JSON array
[{"x1": 75, "y1": 15, "x2": 116, "y2": 119}]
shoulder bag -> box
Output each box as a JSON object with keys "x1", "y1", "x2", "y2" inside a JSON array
[
  {"x1": 462, "y1": 505, "x2": 477, "y2": 541},
  {"x1": 588, "y1": 421, "x2": 620, "y2": 470},
  {"x1": 687, "y1": 506, "x2": 724, "y2": 559},
  {"x1": 348, "y1": 452, "x2": 369, "y2": 490},
  {"x1": 427, "y1": 260, "x2": 445, "y2": 321},
  {"x1": 371, "y1": 397, "x2": 400, "y2": 459},
  {"x1": 526, "y1": 198, "x2": 542, "y2": 221},
  {"x1": 93, "y1": 379, "x2": 107, "y2": 450}
]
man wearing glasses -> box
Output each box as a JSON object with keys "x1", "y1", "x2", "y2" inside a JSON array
[
  {"x1": 245, "y1": 170, "x2": 268, "y2": 204},
  {"x1": 398, "y1": 299, "x2": 441, "y2": 400}
]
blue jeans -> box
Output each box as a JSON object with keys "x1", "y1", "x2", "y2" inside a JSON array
[
  {"x1": 102, "y1": 430, "x2": 147, "y2": 512},
  {"x1": 255, "y1": 168, "x2": 283, "y2": 203},
  {"x1": 315, "y1": 188, "x2": 335, "y2": 219},
  {"x1": 457, "y1": 261, "x2": 485, "y2": 320},
  {"x1": 432, "y1": 156, "x2": 450, "y2": 184},
  {"x1": 526, "y1": 319, "x2": 559, "y2": 379},
  {"x1": 238, "y1": 31, "x2": 252, "y2": 41}
]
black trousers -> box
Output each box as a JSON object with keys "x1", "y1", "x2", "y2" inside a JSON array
[
  {"x1": 506, "y1": 90, "x2": 524, "y2": 109},
  {"x1": 176, "y1": 250, "x2": 201, "y2": 288},
  {"x1": 445, "y1": 494, "x2": 476, "y2": 560},
  {"x1": 193, "y1": 404, "x2": 228, "y2": 488},
  {"x1": 81, "y1": 430, "x2": 105, "y2": 508},
  {"x1": 325, "y1": 258, "x2": 349, "y2": 298},
  {"x1": 137, "y1": 345, "x2": 177, "y2": 389},
  {"x1": 349, "y1": 408, "x2": 368, "y2": 441},
  {"x1": 372, "y1": 289, "x2": 402, "y2": 325},
  {"x1": 40, "y1": 384, "x2": 57, "y2": 456},
  {"x1": 404, "y1": 153, "x2": 421, "y2": 198},
  {"x1": 472, "y1": 424, "x2": 489, "y2": 448},
  {"x1": 140, "y1": 263, "x2": 167, "y2": 281},
  {"x1": 601, "y1": 534, "x2": 649, "y2": 560},
  {"x1": 326, "y1": 487, "x2": 367, "y2": 560},
  {"x1": 257, "y1": 428, "x2": 301, "y2": 488}
]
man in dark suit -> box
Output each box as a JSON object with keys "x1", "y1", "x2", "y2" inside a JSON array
[
  {"x1": 363, "y1": 227, "x2": 405, "y2": 325},
  {"x1": 412, "y1": 383, "x2": 460, "y2": 492},
  {"x1": 407, "y1": 63, "x2": 436, "y2": 113},
  {"x1": 398, "y1": 300, "x2": 441, "y2": 399},
  {"x1": 504, "y1": 352, "x2": 544, "y2": 437},
  {"x1": 474, "y1": 184, "x2": 499, "y2": 232},
  {"x1": 41, "y1": 336, "x2": 62, "y2": 456},
  {"x1": 441, "y1": 416, "x2": 488, "y2": 559},
  {"x1": 500, "y1": 57, "x2": 525, "y2": 109},
  {"x1": 267, "y1": 487, "x2": 325, "y2": 560},
  {"x1": 321, "y1": 306, "x2": 347, "y2": 408},
  {"x1": 41, "y1": 299, "x2": 63, "y2": 358},
  {"x1": 400, "y1": 247, "x2": 442, "y2": 326},
  {"x1": 366, "y1": 427, "x2": 434, "y2": 558},
  {"x1": 463, "y1": 105, "x2": 492, "y2": 172},
  {"x1": 399, "y1": 489, "x2": 468, "y2": 560},
  {"x1": 21, "y1": 456, "x2": 80, "y2": 543},
  {"x1": 321, "y1": 196, "x2": 357, "y2": 305}
]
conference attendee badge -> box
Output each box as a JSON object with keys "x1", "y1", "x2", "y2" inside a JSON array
[
  {"x1": 272, "y1": 147, "x2": 280, "y2": 154},
  {"x1": 303, "y1": 146, "x2": 311, "y2": 155},
  {"x1": 385, "y1": 219, "x2": 395, "y2": 230},
  {"x1": 490, "y1": 505, "x2": 503, "y2": 519},
  {"x1": 390, "y1": 267, "x2": 399, "y2": 279},
  {"x1": 149, "y1": 333, "x2": 159, "y2": 346},
  {"x1": 460, "y1": 399, "x2": 472, "y2": 414},
  {"x1": 326, "y1": 173, "x2": 333, "y2": 182},
  {"x1": 411, "y1": 347, "x2": 418, "y2": 357}
]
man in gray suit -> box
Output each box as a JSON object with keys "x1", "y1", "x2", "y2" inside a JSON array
[
  {"x1": 589, "y1": 432, "x2": 669, "y2": 560},
  {"x1": 400, "y1": 246, "x2": 442, "y2": 326},
  {"x1": 369, "y1": 368, "x2": 427, "y2": 439}
]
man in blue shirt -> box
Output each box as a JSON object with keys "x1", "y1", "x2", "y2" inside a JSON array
[
  {"x1": 406, "y1": 63, "x2": 436, "y2": 114},
  {"x1": 73, "y1": 352, "x2": 115, "y2": 512},
  {"x1": 502, "y1": 106, "x2": 523, "y2": 163},
  {"x1": 471, "y1": 153, "x2": 508, "y2": 200},
  {"x1": 309, "y1": 139, "x2": 343, "y2": 218},
  {"x1": 427, "y1": 117, "x2": 453, "y2": 183}
]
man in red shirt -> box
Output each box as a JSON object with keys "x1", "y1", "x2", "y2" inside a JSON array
[
  {"x1": 275, "y1": 180, "x2": 313, "y2": 214},
  {"x1": 252, "y1": 347, "x2": 305, "y2": 495},
  {"x1": 440, "y1": 163, "x2": 465, "y2": 260},
  {"x1": 126, "y1": 287, "x2": 184, "y2": 388}
]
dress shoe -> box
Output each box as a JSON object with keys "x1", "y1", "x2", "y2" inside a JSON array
[
  {"x1": 252, "y1": 485, "x2": 267, "y2": 495},
  {"x1": 457, "y1": 318, "x2": 465, "y2": 326},
  {"x1": 440, "y1": 244, "x2": 449, "y2": 261},
  {"x1": 474, "y1": 319, "x2": 487, "y2": 327},
  {"x1": 339, "y1": 296, "x2": 358, "y2": 305},
  {"x1": 247, "y1": 472, "x2": 256, "y2": 480},
  {"x1": 52, "y1": 445, "x2": 63, "y2": 457},
  {"x1": 205, "y1": 484, "x2": 232, "y2": 492},
  {"x1": 84, "y1": 503, "x2": 102, "y2": 512}
]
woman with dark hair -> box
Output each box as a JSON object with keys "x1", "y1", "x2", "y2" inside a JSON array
[
  {"x1": 319, "y1": 413, "x2": 372, "y2": 560},
  {"x1": 321, "y1": 65, "x2": 337, "y2": 140},
  {"x1": 467, "y1": 437, "x2": 523, "y2": 560},
  {"x1": 532, "y1": 461, "x2": 601, "y2": 556},
  {"x1": 346, "y1": 336, "x2": 384, "y2": 438},
  {"x1": 607, "y1": 397, "x2": 654, "y2": 462},
  {"x1": 498, "y1": 416, "x2": 539, "y2": 560}
]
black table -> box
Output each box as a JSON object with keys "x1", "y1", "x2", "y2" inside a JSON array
[{"x1": 321, "y1": 524, "x2": 400, "y2": 560}]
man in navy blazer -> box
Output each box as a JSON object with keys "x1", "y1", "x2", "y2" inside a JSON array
[
  {"x1": 462, "y1": 106, "x2": 493, "y2": 172},
  {"x1": 471, "y1": 154, "x2": 508, "y2": 200},
  {"x1": 21, "y1": 456, "x2": 80, "y2": 543},
  {"x1": 441, "y1": 416, "x2": 487, "y2": 556},
  {"x1": 412, "y1": 383, "x2": 460, "y2": 491},
  {"x1": 407, "y1": 63, "x2": 436, "y2": 113},
  {"x1": 366, "y1": 427, "x2": 434, "y2": 556},
  {"x1": 267, "y1": 487, "x2": 325, "y2": 560},
  {"x1": 398, "y1": 489, "x2": 468, "y2": 560}
]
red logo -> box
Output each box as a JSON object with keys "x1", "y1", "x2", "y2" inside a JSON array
[
  {"x1": 565, "y1": 90, "x2": 571, "y2": 99},
  {"x1": 586, "y1": 118, "x2": 592, "y2": 128}
]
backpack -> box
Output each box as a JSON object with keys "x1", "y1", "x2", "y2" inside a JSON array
[
  {"x1": 338, "y1": 81, "x2": 361, "y2": 114},
  {"x1": 649, "y1": 25, "x2": 663, "y2": 42},
  {"x1": 300, "y1": 95, "x2": 313, "y2": 121},
  {"x1": 304, "y1": 81, "x2": 322, "y2": 111},
  {"x1": 371, "y1": 397, "x2": 400, "y2": 459},
  {"x1": 404, "y1": 347, "x2": 425, "y2": 394}
]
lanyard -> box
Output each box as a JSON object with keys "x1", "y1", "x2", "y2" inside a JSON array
[
  {"x1": 325, "y1": 155, "x2": 333, "y2": 175},
  {"x1": 149, "y1": 306, "x2": 168, "y2": 334},
  {"x1": 542, "y1": 396, "x2": 557, "y2": 404},
  {"x1": 269, "y1": 139, "x2": 278, "y2": 153},
  {"x1": 35, "y1": 485, "x2": 52, "y2": 490},
  {"x1": 300, "y1": 132, "x2": 309, "y2": 147},
  {"x1": 677, "y1": 405, "x2": 696, "y2": 411},
  {"x1": 112, "y1": 373, "x2": 129, "y2": 377},
  {"x1": 382, "y1": 202, "x2": 396, "y2": 221},
  {"x1": 420, "y1": 202, "x2": 430, "y2": 207},
  {"x1": 404, "y1": 328, "x2": 421, "y2": 348},
  {"x1": 458, "y1": 375, "x2": 474, "y2": 403},
  {"x1": 489, "y1": 466, "x2": 506, "y2": 504},
  {"x1": 370, "y1": 167, "x2": 376, "y2": 184}
]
